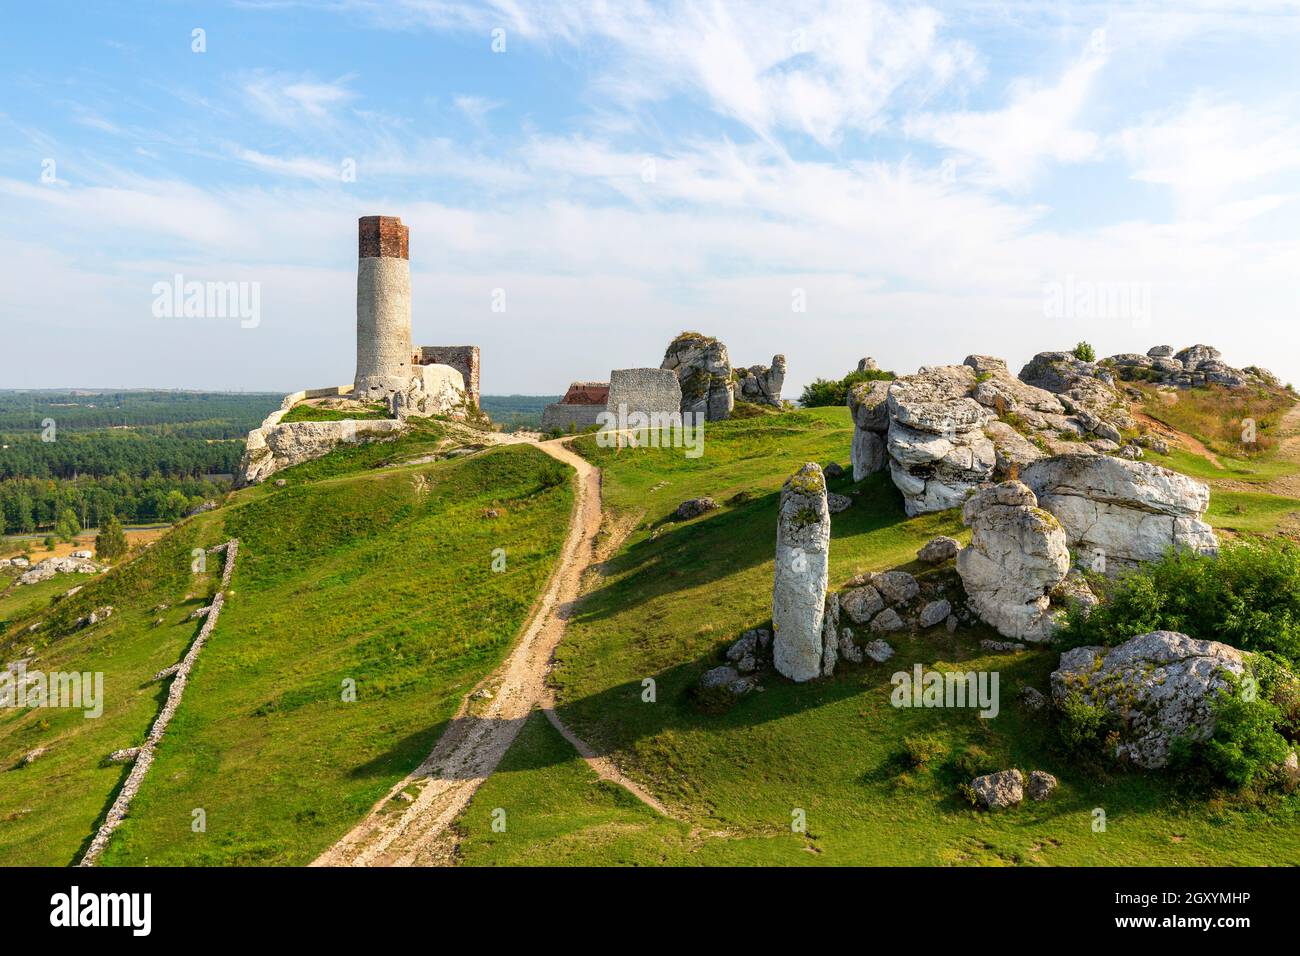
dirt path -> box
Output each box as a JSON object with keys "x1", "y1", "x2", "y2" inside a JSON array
[
  {"x1": 1132, "y1": 410, "x2": 1223, "y2": 469},
  {"x1": 313, "y1": 436, "x2": 667, "y2": 867}
]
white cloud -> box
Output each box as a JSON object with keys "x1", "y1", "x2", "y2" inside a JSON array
[{"x1": 240, "y1": 71, "x2": 356, "y2": 127}]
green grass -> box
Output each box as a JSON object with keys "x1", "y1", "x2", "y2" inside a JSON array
[
  {"x1": 455, "y1": 406, "x2": 1300, "y2": 865},
  {"x1": 279, "y1": 402, "x2": 392, "y2": 423},
  {"x1": 95, "y1": 443, "x2": 571, "y2": 865},
  {"x1": 0, "y1": 520, "x2": 225, "y2": 865},
  {"x1": 1206, "y1": 489, "x2": 1300, "y2": 537},
  {"x1": 1147, "y1": 446, "x2": 1297, "y2": 485}
]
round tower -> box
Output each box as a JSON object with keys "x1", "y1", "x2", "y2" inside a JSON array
[{"x1": 354, "y1": 215, "x2": 412, "y2": 398}]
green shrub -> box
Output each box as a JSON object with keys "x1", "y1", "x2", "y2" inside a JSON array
[
  {"x1": 1169, "y1": 679, "x2": 1291, "y2": 788},
  {"x1": 1057, "y1": 543, "x2": 1300, "y2": 668},
  {"x1": 800, "y1": 368, "x2": 894, "y2": 408},
  {"x1": 1057, "y1": 691, "x2": 1116, "y2": 756},
  {"x1": 951, "y1": 745, "x2": 997, "y2": 779},
  {"x1": 900, "y1": 734, "x2": 946, "y2": 768},
  {"x1": 94, "y1": 515, "x2": 128, "y2": 561},
  {"x1": 536, "y1": 462, "x2": 568, "y2": 490},
  {"x1": 1073, "y1": 341, "x2": 1096, "y2": 362}
]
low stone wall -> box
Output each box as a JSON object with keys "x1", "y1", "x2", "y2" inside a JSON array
[
  {"x1": 540, "y1": 402, "x2": 605, "y2": 433},
  {"x1": 79, "y1": 540, "x2": 239, "y2": 866}
]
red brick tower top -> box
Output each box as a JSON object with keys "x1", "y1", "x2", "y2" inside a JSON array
[{"x1": 358, "y1": 216, "x2": 409, "y2": 260}]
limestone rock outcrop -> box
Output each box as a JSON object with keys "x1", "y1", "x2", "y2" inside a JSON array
[
  {"x1": 772, "y1": 463, "x2": 833, "y2": 682},
  {"x1": 1018, "y1": 350, "x2": 1133, "y2": 433},
  {"x1": 16, "y1": 556, "x2": 102, "y2": 586},
  {"x1": 390, "y1": 363, "x2": 466, "y2": 418},
  {"x1": 971, "y1": 769, "x2": 1023, "y2": 809},
  {"x1": 886, "y1": 364, "x2": 996, "y2": 516},
  {"x1": 1050, "y1": 631, "x2": 1247, "y2": 768},
  {"x1": 847, "y1": 379, "x2": 890, "y2": 480},
  {"x1": 239, "y1": 415, "x2": 405, "y2": 486},
  {"x1": 956, "y1": 481, "x2": 1070, "y2": 642},
  {"x1": 1020, "y1": 455, "x2": 1217, "y2": 568},
  {"x1": 1105, "y1": 344, "x2": 1279, "y2": 390},
  {"x1": 661, "y1": 332, "x2": 734, "y2": 421},
  {"x1": 737, "y1": 355, "x2": 787, "y2": 407}
]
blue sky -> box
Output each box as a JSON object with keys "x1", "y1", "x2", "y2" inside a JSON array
[{"x1": 2, "y1": 0, "x2": 1299, "y2": 394}]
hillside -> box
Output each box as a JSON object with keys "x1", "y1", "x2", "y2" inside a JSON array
[
  {"x1": 451, "y1": 403, "x2": 1300, "y2": 866},
  {"x1": 0, "y1": 426, "x2": 573, "y2": 865}
]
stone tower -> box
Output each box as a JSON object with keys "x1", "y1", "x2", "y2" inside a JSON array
[{"x1": 354, "y1": 215, "x2": 413, "y2": 398}]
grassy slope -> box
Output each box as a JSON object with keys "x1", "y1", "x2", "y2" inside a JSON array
[
  {"x1": 99, "y1": 444, "x2": 571, "y2": 865},
  {"x1": 455, "y1": 406, "x2": 1300, "y2": 865},
  {"x1": 0, "y1": 520, "x2": 225, "y2": 865},
  {"x1": 0, "y1": 428, "x2": 572, "y2": 866}
]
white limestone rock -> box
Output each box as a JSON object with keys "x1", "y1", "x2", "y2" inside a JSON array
[
  {"x1": 1020, "y1": 455, "x2": 1217, "y2": 567},
  {"x1": 772, "y1": 464, "x2": 833, "y2": 683},
  {"x1": 971, "y1": 769, "x2": 1023, "y2": 809},
  {"x1": 956, "y1": 481, "x2": 1070, "y2": 642}
]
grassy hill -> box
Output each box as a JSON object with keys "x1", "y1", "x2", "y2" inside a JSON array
[
  {"x1": 452, "y1": 404, "x2": 1300, "y2": 866},
  {"x1": 0, "y1": 427, "x2": 573, "y2": 865}
]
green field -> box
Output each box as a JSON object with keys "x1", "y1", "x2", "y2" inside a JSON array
[
  {"x1": 0, "y1": 433, "x2": 573, "y2": 866},
  {"x1": 453, "y1": 406, "x2": 1300, "y2": 866}
]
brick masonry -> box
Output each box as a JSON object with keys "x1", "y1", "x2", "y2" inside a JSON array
[{"x1": 358, "y1": 215, "x2": 409, "y2": 260}]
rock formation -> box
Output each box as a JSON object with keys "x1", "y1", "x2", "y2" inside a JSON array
[
  {"x1": 772, "y1": 463, "x2": 834, "y2": 682},
  {"x1": 1106, "y1": 344, "x2": 1280, "y2": 389},
  {"x1": 240, "y1": 414, "x2": 405, "y2": 486},
  {"x1": 662, "y1": 332, "x2": 734, "y2": 421},
  {"x1": 736, "y1": 356, "x2": 787, "y2": 406},
  {"x1": 1050, "y1": 631, "x2": 1247, "y2": 768},
  {"x1": 886, "y1": 364, "x2": 997, "y2": 516},
  {"x1": 1020, "y1": 455, "x2": 1217, "y2": 568},
  {"x1": 970, "y1": 769, "x2": 1023, "y2": 809},
  {"x1": 16, "y1": 556, "x2": 102, "y2": 586},
  {"x1": 847, "y1": 379, "x2": 890, "y2": 480},
  {"x1": 956, "y1": 481, "x2": 1070, "y2": 642}
]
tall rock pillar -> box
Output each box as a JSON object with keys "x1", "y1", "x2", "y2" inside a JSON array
[
  {"x1": 772, "y1": 463, "x2": 835, "y2": 682},
  {"x1": 354, "y1": 215, "x2": 412, "y2": 398}
]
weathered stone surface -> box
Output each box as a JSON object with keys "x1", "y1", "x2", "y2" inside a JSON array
[
  {"x1": 1051, "y1": 570, "x2": 1099, "y2": 612},
  {"x1": 238, "y1": 401, "x2": 407, "y2": 486},
  {"x1": 886, "y1": 365, "x2": 997, "y2": 515},
  {"x1": 863, "y1": 638, "x2": 894, "y2": 662},
  {"x1": 872, "y1": 570, "x2": 919, "y2": 604},
  {"x1": 1020, "y1": 686, "x2": 1047, "y2": 710},
  {"x1": 971, "y1": 769, "x2": 1023, "y2": 809},
  {"x1": 607, "y1": 367, "x2": 685, "y2": 424},
  {"x1": 838, "y1": 628, "x2": 864, "y2": 664},
  {"x1": 699, "y1": 665, "x2": 753, "y2": 697},
  {"x1": 675, "y1": 497, "x2": 718, "y2": 520},
  {"x1": 917, "y1": 535, "x2": 960, "y2": 563},
  {"x1": 16, "y1": 556, "x2": 102, "y2": 586},
  {"x1": 919, "y1": 599, "x2": 952, "y2": 628},
  {"x1": 956, "y1": 481, "x2": 1069, "y2": 642},
  {"x1": 847, "y1": 379, "x2": 891, "y2": 480},
  {"x1": 661, "y1": 332, "x2": 733, "y2": 421},
  {"x1": 1020, "y1": 455, "x2": 1217, "y2": 567},
  {"x1": 827, "y1": 492, "x2": 853, "y2": 514},
  {"x1": 1050, "y1": 631, "x2": 1247, "y2": 768},
  {"x1": 390, "y1": 363, "x2": 466, "y2": 419},
  {"x1": 851, "y1": 429, "x2": 887, "y2": 481},
  {"x1": 840, "y1": 585, "x2": 884, "y2": 624},
  {"x1": 1026, "y1": 770, "x2": 1058, "y2": 801},
  {"x1": 982, "y1": 639, "x2": 1027, "y2": 652},
  {"x1": 772, "y1": 464, "x2": 833, "y2": 682},
  {"x1": 870, "y1": 607, "x2": 905, "y2": 632},
  {"x1": 737, "y1": 355, "x2": 787, "y2": 406}
]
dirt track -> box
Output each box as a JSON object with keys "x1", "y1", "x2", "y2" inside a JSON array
[{"x1": 313, "y1": 436, "x2": 666, "y2": 867}]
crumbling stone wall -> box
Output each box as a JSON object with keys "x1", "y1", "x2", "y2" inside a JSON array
[
  {"x1": 606, "y1": 368, "x2": 683, "y2": 423},
  {"x1": 418, "y1": 345, "x2": 480, "y2": 407}
]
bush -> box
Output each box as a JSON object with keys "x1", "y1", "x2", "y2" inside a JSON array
[
  {"x1": 1057, "y1": 543, "x2": 1300, "y2": 668},
  {"x1": 951, "y1": 745, "x2": 997, "y2": 779},
  {"x1": 1073, "y1": 341, "x2": 1096, "y2": 362},
  {"x1": 536, "y1": 462, "x2": 568, "y2": 490},
  {"x1": 1169, "y1": 679, "x2": 1291, "y2": 788},
  {"x1": 799, "y1": 368, "x2": 894, "y2": 408},
  {"x1": 1057, "y1": 691, "x2": 1117, "y2": 756},
  {"x1": 900, "y1": 734, "x2": 946, "y2": 768}
]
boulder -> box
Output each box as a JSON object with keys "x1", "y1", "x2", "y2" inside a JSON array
[
  {"x1": 838, "y1": 628, "x2": 864, "y2": 664},
  {"x1": 871, "y1": 570, "x2": 919, "y2": 605},
  {"x1": 1174, "y1": 344, "x2": 1222, "y2": 371},
  {"x1": 1026, "y1": 770, "x2": 1058, "y2": 801},
  {"x1": 675, "y1": 497, "x2": 718, "y2": 520},
  {"x1": 1020, "y1": 455, "x2": 1217, "y2": 567},
  {"x1": 857, "y1": 357, "x2": 880, "y2": 372},
  {"x1": 661, "y1": 332, "x2": 734, "y2": 421},
  {"x1": 1020, "y1": 687, "x2": 1048, "y2": 710},
  {"x1": 823, "y1": 462, "x2": 845, "y2": 479},
  {"x1": 847, "y1": 380, "x2": 891, "y2": 480},
  {"x1": 16, "y1": 556, "x2": 102, "y2": 586},
  {"x1": 917, "y1": 535, "x2": 960, "y2": 563},
  {"x1": 772, "y1": 464, "x2": 833, "y2": 682},
  {"x1": 827, "y1": 493, "x2": 853, "y2": 514},
  {"x1": 870, "y1": 608, "x2": 905, "y2": 633},
  {"x1": 971, "y1": 769, "x2": 1023, "y2": 809},
  {"x1": 919, "y1": 599, "x2": 952, "y2": 628},
  {"x1": 863, "y1": 639, "x2": 895, "y2": 663},
  {"x1": 956, "y1": 481, "x2": 1070, "y2": 642},
  {"x1": 1049, "y1": 631, "x2": 1247, "y2": 768},
  {"x1": 840, "y1": 585, "x2": 884, "y2": 624},
  {"x1": 699, "y1": 665, "x2": 753, "y2": 697}
]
